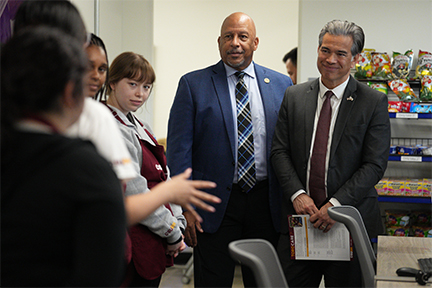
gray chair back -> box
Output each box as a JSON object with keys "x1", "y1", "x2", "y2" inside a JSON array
[
  {"x1": 229, "y1": 239, "x2": 288, "y2": 288},
  {"x1": 328, "y1": 205, "x2": 376, "y2": 288}
]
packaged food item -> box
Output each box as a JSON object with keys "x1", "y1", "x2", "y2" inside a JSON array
[
  {"x1": 422, "y1": 179, "x2": 431, "y2": 197},
  {"x1": 412, "y1": 227, "x2": 432, "y2": 237},
  {"x1": 404, "y1": 179, "x2": 424, "y2": 196},
  {"x1": 415, "y1": 50, "x2": 432, "y2": 79},
  {"x1": 372, "y1": 52, "x2": 392, "y2": 79},
  {"x1": 368, "y1": 82, "x2": 388, "y2": 94},
  {"x1": 386, "y1": 178, "x2": 405, "y2": 195},
  {"x1": 401, "y1": 102, "x2": 412, "y2": 112},
  {"x1": 397, "y1": 146, "x2": 415, "y2": 155},
  {"x1": 385, "y1": 211, "x2": 410, "y2": 226},
  {"x1": 411, "y1": 211, "x2": 432, "y2": 226},
  {"x1": 388, "y1": 79, "x2": 417, "y2": 101},
  {"x1": 355, "y1": 49, "x2": 375, "y2": 79},
  {"x1": 388, "y1": 101, "x2": 402, "y2": 112},
  {"x1": 409, "y1": 103, "x2": 432, "y2": 113},
  {"x1": 375, "y1": 178, "x2": 388, "y2": 195},
  {"x1": 420, "y1": 75, "x2": 432, "y2": 101},
  {"x1": 387, "y1": 226, "x2": 409, "y2": 236},
  {"x1": 391, "y1": 50, "x2": 414, "y2": 79}
]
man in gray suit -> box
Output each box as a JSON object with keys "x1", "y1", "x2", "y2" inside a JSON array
[{"x1": 271, "y1": 20, "x2": 390, "y2": 287}]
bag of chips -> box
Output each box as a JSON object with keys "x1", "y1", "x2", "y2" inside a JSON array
[
  {"x1": 355, "y1": 49, "x2": 375, "y2": 79},
  {"x1": 372, "y1": 52, "x2": 392, "y2": 79},
  {"x1": 388, "y1": 79, "x2": 417, "y2": 101},
  {"x1": 391, "y1": 50, "x2": 413, "y2": 79},
  {"x1": 420, "y1": 75, "x2": 432, "y2": 102},
  {"x1": 368, "y1": 82, "x2": 388, "y2": 94},
  {"x1": 415, "y1": 50, "x2": 432, "y2": 79}
]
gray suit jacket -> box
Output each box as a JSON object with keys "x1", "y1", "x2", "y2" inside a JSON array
[{"x1": 271, "y1": 76, "x2": 390, "y2": 238}]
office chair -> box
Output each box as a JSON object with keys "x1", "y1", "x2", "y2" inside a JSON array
[
  {"x1": 228, "y1": 239, "x2": 288, "y2": 288},
  {"x1": 327, "y1": 205, "x2": 376, "y2": 288}
]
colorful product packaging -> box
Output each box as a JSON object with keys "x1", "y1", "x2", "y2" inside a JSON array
[
  {"x1": 410, "y1": 103, "x2": 432, "y2": 113},
  {"x1": 386, "y1": 178, "x2": 405, "y2": 195},
  {"x1": 391, "y1": 50, "x2": 414, "y2": 79},
  {"x1": 404, "y1": 179, "x2": 424, "y2": 196},
  {"x1": 372, "y1": 52, "x2": 392, "y2": 79},
  {"x1": 420, "y1": 75, "x2": 432, "y2": 102},
  {"x1": 388, "y1": 79, "x2": 417, "y2": 101},
  {"x1": 375, "y1": 178, "x2": 388, "y2": 195},
  {"x1": 387, "y1": 226, "x2": 410, "y2": 237},
  {"x1": 368, "y1": 82, "x2": 388, "y2": 94},
  {"x1": 415, "y1": 50, "x2": 432, "y2": 79},
  {"x1": 355, "y1": 49, "x2": 375, "y2": 79}
]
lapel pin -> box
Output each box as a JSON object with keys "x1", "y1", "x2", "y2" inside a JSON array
[
  {"x1": 347, "y1": 96, "x2": 354, "y2": 101},
  {"x1": 264, "y1": 78, "x2": 270, "y2": 83}
]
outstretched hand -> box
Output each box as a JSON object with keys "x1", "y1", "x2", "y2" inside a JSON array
[{"x1": 167, "y1": 168, "x2": 220, "y2": 223}]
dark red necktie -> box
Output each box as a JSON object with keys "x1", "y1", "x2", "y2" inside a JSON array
[{"x1": 309, "y1": 90, "x2": 333, "y2": 207}]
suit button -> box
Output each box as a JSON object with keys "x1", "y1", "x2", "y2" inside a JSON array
[{"x1": 226, "y1": 187, "x2": 231, "y2": 191}]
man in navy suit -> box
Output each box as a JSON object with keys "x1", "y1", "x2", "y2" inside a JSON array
[
  {"x1": 271, "y1": 20, "x2": 390, "y2": 287},
  {"x1": 167, "y1": 12, "x2": 292, "y2": 287}
]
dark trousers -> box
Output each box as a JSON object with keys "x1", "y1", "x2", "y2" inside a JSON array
[
  {"x1": 193, "y1": 180, "x2": 279, "y2": 288},
  {"x1": 277, "y1": 233, "x2": 362, "y2": 288}
]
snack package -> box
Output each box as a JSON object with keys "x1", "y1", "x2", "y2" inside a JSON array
[
  {"x1": 385, "y1": 211, "x2": 410, "y2": 227},
  {"x1": 404, "y1": 179, "x2": 424, "y2": 196},
  {"x1": 388, "y1": 101, "x2": 403, "y2": 112},
  {"x1": 391, "y1": 50, "x2": 414, "y2": 79},
  {"x1": 409, "y1": 103, "x2": 432, "y2": 113},
  {"x1": 355, "y1": 49, "x2": 375, "y2": 79},
  {"x1": 387, "y1": 226, "x2": 409, "y2": 237},
  {"x1": 375, "y1": 178, "x2": 388, "y2": 195},
  {"x1": 420, "y1": 75, "x2": 432, "y2": 101},
  {"x1": 422, "y1": 179, "x2": 431, "y2": 197},
  {"x1": 372, "y1": 52, "x2": 392, "y2": 79},
  {"x1": 415, "y1": 50, "x2": 432, "y2": 79},
  {"x1": 368, "y1": 82, "x2": 388, "y2": 94},
  {"x1": 397, "y1": 146, "x2": 416, "y2": 155},
  {"x1": 386, "y1": 178, "x2": 405, "y2": 195},
  {"x1": 411, "y1": 211, "x2": 432, "y2": 226},
  {"x1": 388, "y1": 79, "x2": 417, "y2": 101},
  {"x1": 412, "y1": 227, "x2": 432, "y2": 237}
]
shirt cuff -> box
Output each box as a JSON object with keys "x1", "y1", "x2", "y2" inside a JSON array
[
  {"x1": 329, "y1": 197, "x2": 341, "y2": 207},
  {"x1": 291, "y1": 189, "x2": 306, "y2": 203}
]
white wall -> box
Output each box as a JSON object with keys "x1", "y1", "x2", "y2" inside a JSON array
[
  {"x1": 298, "y1": 0, "x2": 432, "y2": 83},
  {"x1": 73, "y1": 0, "x2": 299, "y2": 139}
]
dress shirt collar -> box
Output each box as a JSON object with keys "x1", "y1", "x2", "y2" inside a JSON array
[
  {"x1": 318, "y1": 76, "x2": 350, "y2": 100},
  {"x1": 224, "y1": 61, "x2": 256, "y2": 79}
]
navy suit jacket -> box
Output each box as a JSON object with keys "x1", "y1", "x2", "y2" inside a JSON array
[
  {"x1": 167, "y1": 60, "x2": 292, "y2": 233},
  {"x1": 271, "y1": 76, "x2": 390, "y2": 238}
]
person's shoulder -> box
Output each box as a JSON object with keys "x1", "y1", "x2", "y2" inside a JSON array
[
  {"x1": 181, "y1": 62, "x2": 221, "y2": 78},
  {"x1": 254, "y1": 63, "x2": 289, "y2": 78}
]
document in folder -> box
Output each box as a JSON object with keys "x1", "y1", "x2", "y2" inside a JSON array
[{"x1": 288, "y1": 214, "x2": 352, "y2": 261}]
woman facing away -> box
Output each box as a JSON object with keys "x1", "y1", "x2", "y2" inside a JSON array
[
  {"x1": 1, "y1": 26, "x2": 127, "y2": 287},
  {"x1": 105, "y1": 52, "x2": 187, "y2": 287}
]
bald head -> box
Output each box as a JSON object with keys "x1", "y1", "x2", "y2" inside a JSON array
[{"x1": 218, "y1": 12, "x2": 259, "y2": 71}]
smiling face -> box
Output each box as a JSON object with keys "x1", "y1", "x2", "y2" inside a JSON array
[
  {"x1": 218, "y1": 13, "x2": 259, "y2": 71},
  {"x1": 317, "y1": 33, "x2": 358, "y2": 89},
  {"x1": 108, "y1": 77, "x2": 152, "y2": 115},
  {"x1": 85, "y1": 45, "x2": 107, "y2": 97}
]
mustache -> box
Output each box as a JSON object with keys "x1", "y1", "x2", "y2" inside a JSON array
[{"x1": 227, "y1": 49, "x2": 244, "y2": 55}]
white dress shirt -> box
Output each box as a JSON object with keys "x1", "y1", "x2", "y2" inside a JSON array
[
  {"x1": 291, "y1": 76, "x2": 350, "y2": 207},
  {"x1": 224, "y1": 62, "x2": 267, "y2": 182}
]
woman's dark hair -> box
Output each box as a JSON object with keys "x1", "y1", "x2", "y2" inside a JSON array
[
  {"x1": 89, "y1": 33, "x2": 110, "y2": 101},
  {"x1": 13, "y1": 0, "x2": 87, "y2": 44},
  {"x1": 1, "y1": 26, "x2": 88, "y2": 140}
]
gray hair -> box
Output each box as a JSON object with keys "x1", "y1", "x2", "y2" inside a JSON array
[{"x1": 318, "y1": 20, "x2": 364, "y2": 56}]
